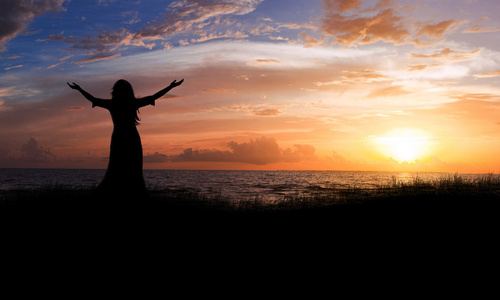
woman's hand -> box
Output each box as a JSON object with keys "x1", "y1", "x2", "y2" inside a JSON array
[
  {"x1": 67, "y1": 82, "x2": 81, "y2": 90},
  {"x1": 169, "y1": 79, "x2": 184, "y2": 88}
]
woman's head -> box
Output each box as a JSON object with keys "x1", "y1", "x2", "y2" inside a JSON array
[
  {"x1": 111, "y1": 79, "x2": 135, "y2": 101},
  {"x1": 111, "y1": 79, "x2": 141, "y2": 124}
]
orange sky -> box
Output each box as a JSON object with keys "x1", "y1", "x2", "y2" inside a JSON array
[{"x1": 1, "y1": 0, "x2": 500, "y2": 173}]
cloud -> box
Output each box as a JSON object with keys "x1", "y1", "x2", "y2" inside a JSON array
[
  {"x1": 170, "y1": 137, "x2": 317, "y2": 165},
  {"x1": 298, "y1": 32, "x2": 325, "y2": 48},
  {"x1": 20, "y1": 137, "x2": 56, "y2": 162},
  {"x1": 473, "y1": 70, "x2": 500, "y2": 78},
  {"x1": 39, "y1": 33, "x2": 65, "y2": 41},
  {"x1": 75, "y1": 53, "x2": 122, "y2": 64},
  {"x1": 4, "y1": 64, "x2": 23, "y2": 70},
  {"x1": 66, "y1": 106, "x2": 85, "y2": 111},
  {"x1": 250, "y1": 23, "x2": 278, "y2": 36},
  {"x1": 0, "y1": 87, "x2": 17, "y2": 98},
  {"x1": 253, "y1": 108, "x2": 282, "y2": 116},
  {"x1": 53, "y1": 28, "x2": 144, "y2": 61},
  {"x1": 3, "y1": 137, "x2": 57, "y2": 164},
  {"x1": 189, "y1": 30, "x2": 248, "y2": 43},
  {"x1": 0, "y1": 0, "x2": 66, "y2": 51},
  {"x1": 463, "y1": 25, "x2": 500, "y2": 33},
  {"x1": 121, "y1": 10, "x2": 141, "y2": 25},
  {"x1": 144, "y1": 152, "x2": 169, "y2": 163},
  {"x1": 208, "y1": 103, "x2": 286, "y2": 116},
  {"x1": 342, "y1": 69, "x2": 392, "y2": 83},
  {"x1": 450, "y1": 93, "x2": 500, "y2": 102},
  {"x1": 0, "y1": 55, "x2": 20, "y2": 59},
  {"x1": 246, "y1": 59, "x2": 281, "y2": 67},
  {"x1": 201, "y1": 88, "x2": 237, "y2": 94},
  {"x1": 463, "y1": 18, "x2": 500, "y2": 33},
  {"x1": 134, "y1": 0, "x2": 263, "y2": 41},
  {"x1": 410, "y1": 47, "x2": 482, "y2": 61},
  {"x1": 407, "y1": 64, "x2": 439, "y2": 72},
  {"x1": 268, "y1": 36, "x2": 289, "y2": 41},
  {"x1": 320, "y1": 0, "x2": 466, "y2": 47},
  {"x1": 278, "y1": 22, "x2": 317, "y2": 30},
  {"x1": 323, "y1": 0, "x2": 362, "y2": 12},
  {"x1": 367, "y1": 85, "x2": 410, "y2": 98},
  {"x1": 47, "y1": 63, "x2": 60, "y2": 69},
  {"x1": 416, "y1": 20, "x2": 463, "y2": 40},
  {"x1": 321, "y1": 0, "x2": 411, "y2": 46},
  {"x1": 315, "y1": 69, "x2": 392, "y2": 86}
]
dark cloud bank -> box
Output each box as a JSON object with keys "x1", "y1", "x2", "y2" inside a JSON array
[
  {"x1": 144, "y1": 136, "x2": 317, "y2": 165},
  {"x1": 1, "y1": 136, "x2": 317, "y2": 168},
  {"x1": 0, "y1": 137, "x2": 56, "y2": 167}
]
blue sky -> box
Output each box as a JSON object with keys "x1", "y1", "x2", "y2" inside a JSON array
[{"x1": 1, "y1": 0, "x2": 500, "y2": 172}]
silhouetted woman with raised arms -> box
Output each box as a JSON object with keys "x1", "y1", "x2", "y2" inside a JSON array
[{"x1": 68, "y1": 79, "x2": 184, "y2": 201}]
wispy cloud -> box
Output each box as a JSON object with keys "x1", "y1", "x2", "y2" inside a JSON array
[
  {"x1": 463, "y1": 16, "x2": 500, "y2": 33},
  {"x1": 473, "y1": 70, "x2": 500, "y2": 78},
  {"x1": 451, "y1": 93, "x2": 500, "y2": 102},
  {"x1": 66, "y1": 106, "x2": 85, "y2": 111},
  {"x1": 246, "y1": 59, "x2": 281, "y2": 67},
  {"x1": 407, "y1": 64, "x2": 439, "y2": 72},
  {"x1": 4, "y1": 64, "x2": 23, "y2": 70},
  {"x1": 75, "y1": 53, "x2": 121, "y2": 64},
  {"x1": 463, "y1": 25, "x2": 500, "y2": 33},
  {"x1": 416, "y1": 20, "x2": 464, "y2": 40},
  {"x1": 315, "y1": 69, "x2": 392, "y2": 86},
  {"x1": 367, "y1": 85, "x2": 410, "y2": 98},
  {"x1": 410, "y1": 47, "x2": 482, "y2": 61},
  {"x1": 299, "y1": 32, "x2": 325, "y2": 48},
  {"x1": 253, "y1": 108, "x2": 282, "y2": 116},
  {"x1": 202, "y1": 88, "x2": 237, "y2": 94}
]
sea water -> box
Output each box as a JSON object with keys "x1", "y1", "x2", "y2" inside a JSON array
[{"x1": 0, "y1": 168, "x2": 490, "y2": 199}]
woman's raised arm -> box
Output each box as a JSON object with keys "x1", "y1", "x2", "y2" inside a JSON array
[
  {"x1": 136, "y1": 79, "x2": 184, "y2": 108},
  {"x1": 67, "y1": 82, "x2": 110, "y2": 109}
]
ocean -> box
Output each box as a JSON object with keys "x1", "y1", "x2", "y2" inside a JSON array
[{"x1": 0, "y1": 168, "x2": 490, "y2": 199}]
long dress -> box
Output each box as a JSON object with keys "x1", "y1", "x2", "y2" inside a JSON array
[{"x1": 91, "y1": 98, "x2": 154, "y2": 201}]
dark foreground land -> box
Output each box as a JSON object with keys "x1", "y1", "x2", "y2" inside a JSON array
[
  {"x1": 2, "y1": 174, "x2": 499, "y2": 279},
  {"x1": 2, "y1": 177, "x2": 497, "y2": 295},
  {"x1": 2, "y1": 174, "x2": 499, "y2": 230}
]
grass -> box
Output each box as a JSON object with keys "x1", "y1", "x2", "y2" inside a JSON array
[
  {"x1": 0, "y1": 174, "x2": 498, "y2": 229},
  {"x1": 3, "y1": 177, "x2": 496, "y2": 278},
  {"x1": 2, "y1": 174, "x2": 500, "y2": 254},
  {"x1": 3, "y1": 174, "x2": 498, "y2": 273}
]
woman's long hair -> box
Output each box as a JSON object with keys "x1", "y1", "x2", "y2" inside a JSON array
[{"x1": 111, "y1": 79, "x2": 140, "y2": 125}]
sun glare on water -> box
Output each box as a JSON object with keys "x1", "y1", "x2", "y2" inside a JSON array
[{"x1": 373, "y1": 129, "x2": 431, "y2": 163}]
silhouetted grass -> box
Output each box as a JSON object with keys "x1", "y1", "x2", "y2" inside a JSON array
[
  {"x1": 3, "y1": 174, "x2": 498, "y2": 270},
  {"x1": 2, "y1": 174, "x2": 499, "y2": 227}
]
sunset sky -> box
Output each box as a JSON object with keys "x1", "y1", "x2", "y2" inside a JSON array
[{"x1": 1, "y1": 0, "x2": 500, "y2": 172}]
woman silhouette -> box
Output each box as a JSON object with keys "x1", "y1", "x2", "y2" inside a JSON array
[{"x1": 68, "y1": 79, "x2": 184, "y2": 201}]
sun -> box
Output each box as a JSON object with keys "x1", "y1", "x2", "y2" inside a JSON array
[
  {"x1": 373, "y1": 129, "x2": 431, "y2": 163},
  {"x1": 387, "y1": 136, "x2": 421, "y2": 163}
]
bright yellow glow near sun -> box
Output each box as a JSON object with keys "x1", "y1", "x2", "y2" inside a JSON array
[{"x1": 373, "y1": 129, "x2": 431, "y2": 163}]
